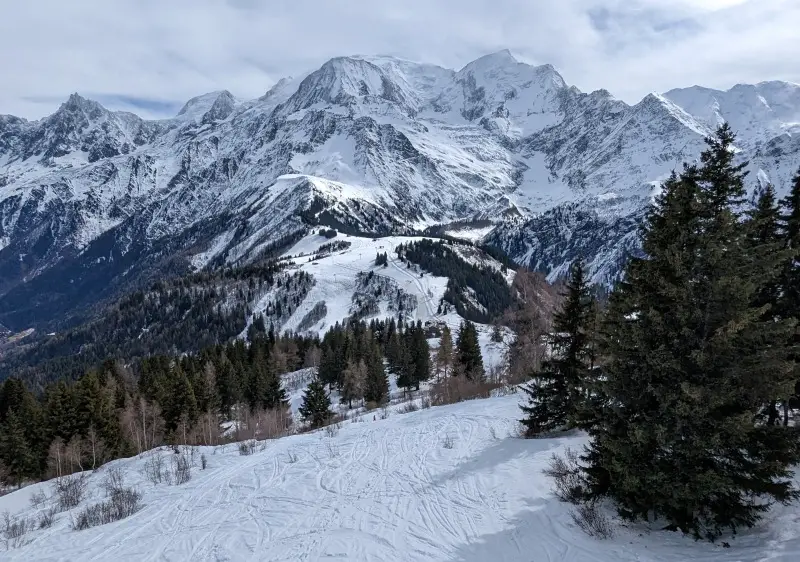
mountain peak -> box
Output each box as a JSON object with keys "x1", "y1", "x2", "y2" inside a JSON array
[
  {"x1": 459, "y1": 50, "x2": 518, "y2": 74},
  {"x1": 176, "y1": 90, "x2": 236, "y2": 123},
  {"x1": 57, "y1": 93, "x2": 106, "y2": 116},
  {"x1": 280, "y1": 55, "x2": 420, "y2": 114}
]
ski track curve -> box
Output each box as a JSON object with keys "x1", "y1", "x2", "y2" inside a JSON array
[{"x1": 3, "y1": 394, "x2": 800, "y2": 561}]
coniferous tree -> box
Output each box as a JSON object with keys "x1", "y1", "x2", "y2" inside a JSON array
[
  {"x1": 409, "y1": 322, "x2": 431, "y2": 390},
  {"x1": 0, "y1": 410, "x2": 33, "y2": 486},
  {"x1": 455, "y1": 321, "x2": 484, "y2": 380},
  {"x1": 746, "y1": 185, "x2": 785, "y2": 425},
  {"x1": 435, "y1": 325, "x2": 453, "y2": 380},
  {"x1": 583, "y1": 126, "x2": 800, "y2": 540},
  {"x1": 520, "y1": 259, "x2": 595, "y2": 436},
  {"x1": 164, "y1": 367, "x2": 198, "y2": 434},
  {"x1": 364, "y1": 340, "x2": 389, "y2": 404},
  {"x1": 747, "y1": 184, "x2": 783, "y2": 311},
  {"x1": 779, "y1": 168, "x2": 800, "y2": 422},
  {"x1": 299, "y1": 377, "x2": 333, "y2": 429},
  {"x1": 263, "y1": 359, "x2": 288, "y2": 410}
]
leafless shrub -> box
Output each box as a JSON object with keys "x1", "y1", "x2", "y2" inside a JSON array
[
  {"x1": 29, "y1": 488, "x2": 48, "y2": 509},
  {"x1": 430, "y1": 376, "x2": 502, "y2": 406},
  {"x1": 570, "y1": 502, "x2": 613, "y2": 539},
  {"x1": 399, "y1": 400, "x2": 419, "y2": 414},
  {"x1": 142, "y1": 453, "x2": 166, "y2": 485},
  {"x1": 239, "y1": 440, "x2": 257, "y2": 456},
  {"x1": 52, "y1": 473, "x2": 88, "y2": 511},
  {"x1": 252, "y1": 408, "x2": 292, "y2": 440},
  {"x1": 543, "y1": 448, "x2": 586, "y2": 504},
  {"x1": 325, "y1": 441, "x2": 340, "y2": 458},
  {"x1": 71, "y1": 488, "x2": 142, "y2": 531},
  {"x1": 286, "y1": 450, "x2": 299, "y2": 464},
  {"x1": 324, "y1": 421, "x2": 342, "y2": 438},
  {"x1": 3, "y1": 511, "x2": 32, "y2": 549},
  {"x1": 442, "y1": 434, "x2": 455, "y2": 449},
  {"x1": 171, "y1": 454, "x2": 192, "y2": 485},
  {"x1": 420, "y1": 394, "x2": 432, "y2": 409},
  {"x1": 379, "y1": 406, "x2": 390, "y2": 420},
  {"x1": 200, "y1": 454, "x2": 208, "y2": 470},
  {"x1": 38, "y1": 507, "x2": 57, "y2": 529},
  {"x1": 101, "y1": 466, "x2": 126, "y2": 497}
]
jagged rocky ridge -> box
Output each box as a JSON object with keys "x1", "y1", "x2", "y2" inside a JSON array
[{"x1": 1, "y1": 50, "x2": 799, "y2": 330}]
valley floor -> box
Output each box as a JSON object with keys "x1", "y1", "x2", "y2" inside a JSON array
[{"x1": 2, "y1": 395, "x2": 799, "y2": 561}]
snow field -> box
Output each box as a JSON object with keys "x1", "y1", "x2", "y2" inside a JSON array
[{"x1": 3, "y1": 394, "x2": 800, "y2": 561}]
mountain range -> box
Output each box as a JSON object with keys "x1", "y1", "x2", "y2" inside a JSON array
[{"x1": 2, "y1": 49, "x2": 799, "y2": 331}]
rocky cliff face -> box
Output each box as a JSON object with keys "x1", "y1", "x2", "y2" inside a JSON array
[{"x1": 1, "y1": 51, "x2": 799, "y2": 329}]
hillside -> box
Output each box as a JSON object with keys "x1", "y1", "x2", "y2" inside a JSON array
[
  {"x1": 1, "y1": 394, "x2": 798, "y2": 561},
  {"x1": 0, "y1": 232, "x2": 515, "y2": 382}
]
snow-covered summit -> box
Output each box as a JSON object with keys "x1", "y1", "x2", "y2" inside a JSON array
[
  {"x1": 664, "y1": 80, "x2": 800, "y2": 145},
  {"x1": 1, "y1": 52, "x2": 799, "y2": 330}
]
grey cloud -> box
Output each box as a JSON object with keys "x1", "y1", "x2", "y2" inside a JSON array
[{"x1": 0, "y1": 0, "x2": 796, "y2": 119}]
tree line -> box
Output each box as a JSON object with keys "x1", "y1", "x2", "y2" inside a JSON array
[
  {"x1": 0, "y1": 263, "x2": 314, "y2": 389},
  {"x1": 520, "y1": 125, "x2": 800, "y2": 540},
  {"x1": 396, "y1": 239, "x2": 512, "y2": 323},
  {"x1": 0, "y1": 313, "x2": 487, "y2": 485}
]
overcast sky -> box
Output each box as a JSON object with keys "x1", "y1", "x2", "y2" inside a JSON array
[{"x1": 2, "y1": 0, "x2": 798, "y2": 120}]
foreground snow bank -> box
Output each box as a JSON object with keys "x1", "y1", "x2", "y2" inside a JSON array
[{"x1": 2, "y1": 395, "x2": 799, "y2": 561}]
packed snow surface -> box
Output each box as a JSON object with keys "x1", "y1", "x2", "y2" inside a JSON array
[{"x1": 2, "y1": 395, "x2": 799, "y2": 561}]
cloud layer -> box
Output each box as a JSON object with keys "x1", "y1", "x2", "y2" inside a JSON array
[{"x1": 1, "y1": 0, "x2": 797, "y2": 119}]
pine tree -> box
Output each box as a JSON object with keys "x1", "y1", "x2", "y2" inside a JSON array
[
  {"x1": 299, "y1": 377, "x2": 333, "y2": 429},
  {"x1": 747, "y1": 184, "x2": 783, "y2": 311},
  {"x1": 583, "y1": 126, "x2": 800, "y2": 540},
  {"x1": 264, "y1": 357, "x2": 288, "y2": 410},
  {"x1": 0, "y1": 410, "x2": 33, "y2": 485},
  {"x1": 164, "y1": 367, "x2": 198, "y2": 434},
  {"x1": 520, "y1": 259, "x2": 595, "y2": 436},
  {"x1": 779, "y1": 168, "x2": 800, "y2": 423},
  {"x1": 409, "y1": 322, "x2": 430, "y2": 390},
  {"x1": 195, "y1": 361, "x2": 220, "y2": 416},
  {"x1": 364, "y1": 340, "x2": 389, "y2": 404},
  {"x1": 455, "y1": 321, "x2": 484, "y2": 380},
  {"x1": 435, "y1": 325, "x2": 453, "y2": 380},
  {"x1": 745, "y1": 184, "x2": 786, "y2": 425}
]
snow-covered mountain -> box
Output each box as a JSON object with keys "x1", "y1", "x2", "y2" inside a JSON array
[{"x1": 1, "y1": 51, "x2": 799, "y2": 329}]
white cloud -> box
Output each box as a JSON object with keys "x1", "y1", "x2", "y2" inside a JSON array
[{"x1": 0, "y1": 0, "x2": 797, "y2": 119}]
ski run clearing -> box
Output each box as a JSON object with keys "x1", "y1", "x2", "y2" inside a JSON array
[{"x1": 2, "y1": 394, "x2": 800, "y2": 561}]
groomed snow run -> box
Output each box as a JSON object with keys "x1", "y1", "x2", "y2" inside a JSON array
[{"x1": 2, "y1": 395, "x2": 799, "y2": 561}]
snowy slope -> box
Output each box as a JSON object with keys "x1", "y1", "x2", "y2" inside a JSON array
[
  {"x1": 240, "y1": 232, "x2": 511, "y2": 371},
  {"x1": 2, "y1": 51, "x2": 800, "y2": 329},
  {"x1": 2, "y1": 394, "x2": 799, "y2": 561}
]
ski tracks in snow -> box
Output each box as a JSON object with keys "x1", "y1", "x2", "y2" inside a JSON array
[{"x1": 4, "y1": 395, "x2": 800, "y2": 561}]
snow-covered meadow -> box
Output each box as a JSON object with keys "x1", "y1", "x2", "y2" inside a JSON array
[{"x1": 2, "y1": 393, "x2": 799, "y2": 561}]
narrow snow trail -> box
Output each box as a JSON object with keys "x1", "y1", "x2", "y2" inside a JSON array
[{"x1": 3, "y1": 396, "x2": 800, "y2": 561}]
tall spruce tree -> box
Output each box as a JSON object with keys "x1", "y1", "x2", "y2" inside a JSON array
[
  {"x1": 0, "y1": 410, "x2": 33, "y2": 485},
  {"x1": 520, "y1": 259, "x2": 595, "y2": 436},
  {"x1": 583, "y1": 126, "x2": 800, "y2": 540},
  {"x1": 363, "y1": 339, "x2": 390, "y2": 404},
  {"x1": 779, "y1": 168, "x2": 800, "y2": 422},
  {"x1": 409, "y1": 322, "x2": 431, "y2": 390},
  {"x1": 455, "y1": 321, "x2": 484, "y2": 380},
  {"x1": 746, "y1": 184, "x2": 785, "y2": 425},
  {"x1": 299, "y1": 377, "x2": 333, "y2": 429}
]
